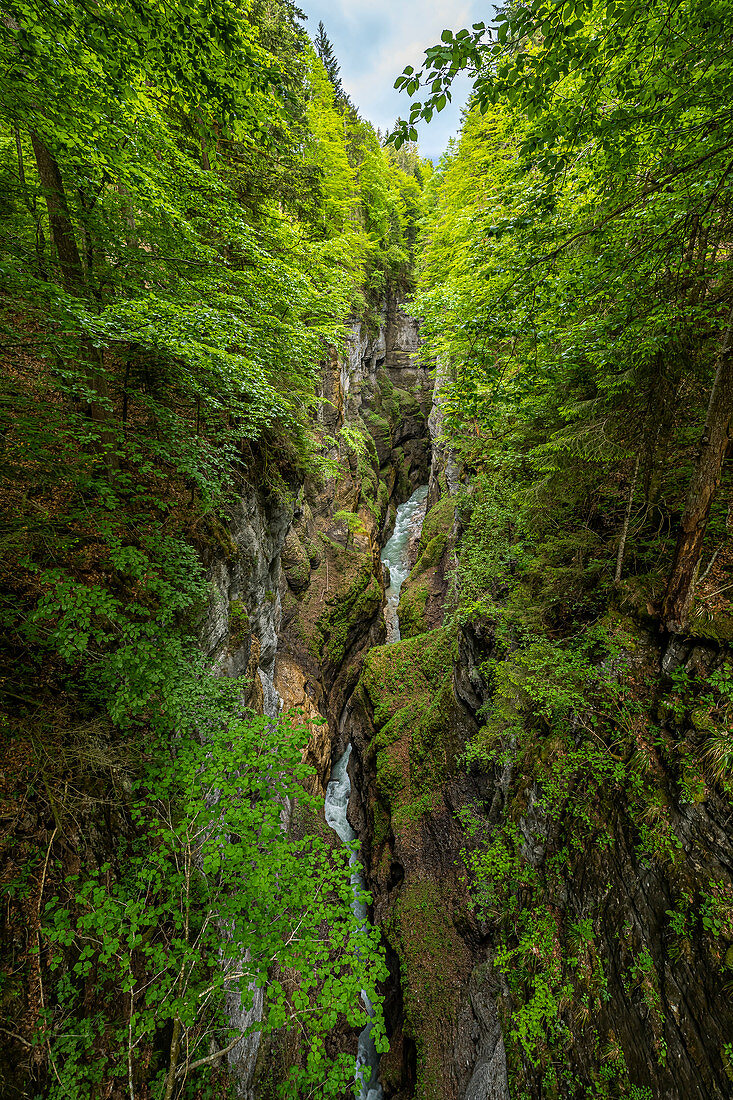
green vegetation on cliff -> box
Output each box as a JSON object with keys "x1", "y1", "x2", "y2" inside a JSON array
[
  {"x1": 0, "y1": 3, "x2": 429, "y2": 1096},
  {"x1": 378, "y1": 1, "x2": 733, "y2": 1096}
]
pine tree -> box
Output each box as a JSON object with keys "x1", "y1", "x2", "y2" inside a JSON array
[{"x1": 313, "y1": 20, "x2": 352, "y2": 109}]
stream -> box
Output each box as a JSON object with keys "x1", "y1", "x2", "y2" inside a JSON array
[{"x1": 324, "y1": 485, "x2": 429, "y2": 1100}]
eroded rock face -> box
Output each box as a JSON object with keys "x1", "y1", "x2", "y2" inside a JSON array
[
  {"x1": 243, "y1": 289, "x2": 435, "y2": 1098},
  {"x1": 200, "y1": 482, "x2": 292, "y2": 684},
  {"x1": 278, "y1": 293, "x2": 434, "y2": 742},
  {"x1": 344, "y1": 606, "x2": 511, "y2": 1100},
  {"x1": 274, "y1": 654, "x2": 330, "y2": 794},
  {"x1": 451, "y1": 619, "x2": 733, "y2": 1100},
  {"x1": 281, "y1": 527, "x2": 311, "y2": 593}
]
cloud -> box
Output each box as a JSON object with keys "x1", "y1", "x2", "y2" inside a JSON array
[{"x1": 302, "y1": 0, "x2": 492, "y2": 159}]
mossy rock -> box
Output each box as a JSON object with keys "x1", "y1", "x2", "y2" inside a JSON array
[
  {"x1": 411, "y1": 533, "x2": 448, "y2": 580},
  {"x1": 395, "y1": 385, "x2": 424, "y2": 419},
  {"x1": 375, "y1": 368, "x2": 395, "y2": 396},
  {"x1": 361, "y1": 627, "x2": 463, "y2": 821},
  {"x1": 281, "y1": 527, "x2": 311, "y2": 592},
  {"x1": 302, "y1": 536, "x2": 321, "y2": 568},
  {"x1": 228, "y1": 598, "x2": 250, "y2": 650},
  {"x1": 314, "y1": 561, "x2": 382, "y2": 671},
  {"x1": 376, "y1": 479, "x2": 390, "y2": 526},
  {"x1": 393, "y1": 450, "x2": 411, "y2": 500},
  {"x1": 689, "y1": 610, "x2": 733, "y2": 643},
  {"x1": 375, "y1": 385, "x2": 401, "y2": 426},
  {"x1": 395, "y1": 500, "x2": 455, "y2": 640},
  {"x1": 397, "y1": 579, "x2": 429, "y2": 639},
  {"x1": 387, "y1": 877, "x2": 470, "y2": 1100},
  {"x1": 363, "y1": 409, "x2": 393, "y2": 465},
  {"x1": 361, "y1": 626, "x2": 455, "y2": 729},
  {"x1": 421, "y1": 494, "x2": 455, "y2": 545}
]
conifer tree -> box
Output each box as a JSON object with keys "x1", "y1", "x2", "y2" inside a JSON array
[{"x1": 313, "y1": 20, "x2": 352, "y2": 110}]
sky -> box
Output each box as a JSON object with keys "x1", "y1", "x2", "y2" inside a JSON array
[{"x1": 301, "y1": 1, "x2": 492, "y2": 162}]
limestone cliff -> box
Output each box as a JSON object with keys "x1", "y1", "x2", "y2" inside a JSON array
[
  {"x1": 344, "y1": 445, "x2": 733, "y2": 1100},
  {"x1": 275, "y1": 294, "x2": 433, "y2": 789}
]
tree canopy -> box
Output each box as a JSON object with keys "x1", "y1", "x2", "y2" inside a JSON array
[{"x1": 0, "y1": 0, "x2": 431, "y2": 1095}]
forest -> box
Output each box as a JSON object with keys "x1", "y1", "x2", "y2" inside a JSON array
[
  {"x1": 1, "y1": 0, "x2": 732, "y2": 1098},
  {"x1": 0, "y1": 1, "x2": 426, "y2": 1096}
]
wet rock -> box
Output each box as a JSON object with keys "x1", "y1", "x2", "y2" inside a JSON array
[
  {"x1": 281, "y1": 527, "x2": 311, "y2": 592},
  {"x1": 275, "y1": 655, "x2": 330, "y2": 794}
]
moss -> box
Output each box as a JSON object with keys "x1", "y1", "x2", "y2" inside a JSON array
[
  {"x1": 372, "y1": 799, "x2": 392, "y2": 848},
  {"x1": 376, "y1": 479, "x2": 390, "y2": 526},
  {"x1": 393, "y1": 498, "x2": 455, "y2": 642},
  {"x1": 689, "y1": 611, "x2": 733, "y2": 643},
  {"x1": 375, "y1": 369, "x2": 394, "y2": 395},
  {"x1": 394, "y1": 450, "x2": 411, "y2": 499},
  {"x1": 228, "y1": 598, "x2": 250, "y2": 649},
  {"x1": 397, "y1": 580, "x2": 429, "y2": 640},
  {"x1": 207, "y1": 514, "x2": 239, "y2": 559},
  {"x1": 362, "y1": 627, "x2": 462, "y2": 822},
  {"x1": 388, "y1": 878, "x2": 470, "y2": 1100},
  {"x1": 361, "y1": 626, "x2": 456, "y2": 728},
  {"x1": 395, "y1": 385, "x2": 424, "y2": 419},
  {"x1": 356, "y1": 453, "x2": 379, "y2": 501},
  {"x1": 723, "y1": 1043, "x2": 733, "y2": 1084},
  {"x1": 312, "y1": 560, "x2": 382, "y2": 670},
  {"x1": 375, "y1": 383, "x2": 401, "y2": 426},
  {"x1": 363, "y1": 409, "x2": 393, "y2": 462},
  {"x1": 302, "y1": 536, "x2": 321, "y2": 568},
  {"x1": 421, "y1": 494, "x2": 455, "y2": 545},
  {"x1": 411, "y1": 533, "x2": 448, "y2": 580},
  {"x1": 279, "y1": 586, "x2": 299, "y2": 623}
]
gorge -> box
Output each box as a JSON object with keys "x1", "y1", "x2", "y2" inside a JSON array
[{"x1": 2, "y1": 1, "x2": 733, "y2": 1099}]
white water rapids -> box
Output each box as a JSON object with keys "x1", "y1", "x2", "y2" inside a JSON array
[{"x1": 324, "y1": 485, "x2": 429, "y2": 1100}]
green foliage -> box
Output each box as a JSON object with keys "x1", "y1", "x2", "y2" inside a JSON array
[
  {"x1": 384, "y1": 0, "x2": 733, "y2": 1092},
  {"x1": 40, "y1": 697, "x2": 388, "y2": 1098},
  {"x1": 0, "y1": 1, "x2": 431, "y2": 1094}
]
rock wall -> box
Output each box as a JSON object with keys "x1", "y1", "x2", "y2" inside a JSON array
[
  {"x1": 341, "y1": 373, "x2": 733, "y2": 1100},
  {"x1": 343, "y1": 485, "x2": 514, "y2": 1100},
  {"x1": 202, "y1": 291, "x2": 434, "y2": 1097},
  {"x1": 276, "y1": 293, "x2": 433, "y2": 788},
  {"x1": 451, "y1": 621, "x2": 733, "y2": 1100}
]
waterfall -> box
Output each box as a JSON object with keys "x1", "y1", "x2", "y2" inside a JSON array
[
  {"x1": 382, "y1": 485, "x2": 428, "y2": 643},
  {"x1": 324, "y1": 484, "x2": 429, "y2": 1100}
]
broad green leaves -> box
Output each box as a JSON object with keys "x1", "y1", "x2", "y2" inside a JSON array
[
  {"x1": 42, "y1": 701, "x2": 388, "y2": 1098},
  {"x1": 0, "y1": 2, "x2": 427, "y2": 1095}
]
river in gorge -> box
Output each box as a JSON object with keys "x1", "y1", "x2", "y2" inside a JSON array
[{"x1": 324, "y1": 484, "x2": 429, "y2": 1100}]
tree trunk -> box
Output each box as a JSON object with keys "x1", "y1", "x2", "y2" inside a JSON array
[
  {"x1": 662, "y1": 308, "x2": 733, "y2": 632},
  {"x1": 30, "y1": 131, "x2": 85, "y2": 296},
  {"x1": 163, "y1": 1016, "x2": 182, "y2": 1100},
  {"x1": 15, "y1": 127, "x2": 47, "y2": 279},
  {"x1": 30, "y1": 132, "x2": 116, "y2": 462},
  {"x1": 615, "y1": 453, "x2": 640, "y2": 585}
]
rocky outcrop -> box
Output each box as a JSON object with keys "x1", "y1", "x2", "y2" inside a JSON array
[
  {"x1": 446, "y1": 609, "x2": 733, "y2": 1099},
  {"x1": 278, "y1": 293, "x2": 433, "y2": 751},
  {"x1": 343, "y1": 486, "x2": 513, "y2": 1100},
  {"x1": 200, "y1": 482, "x2": 292, "y2": 685}
]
